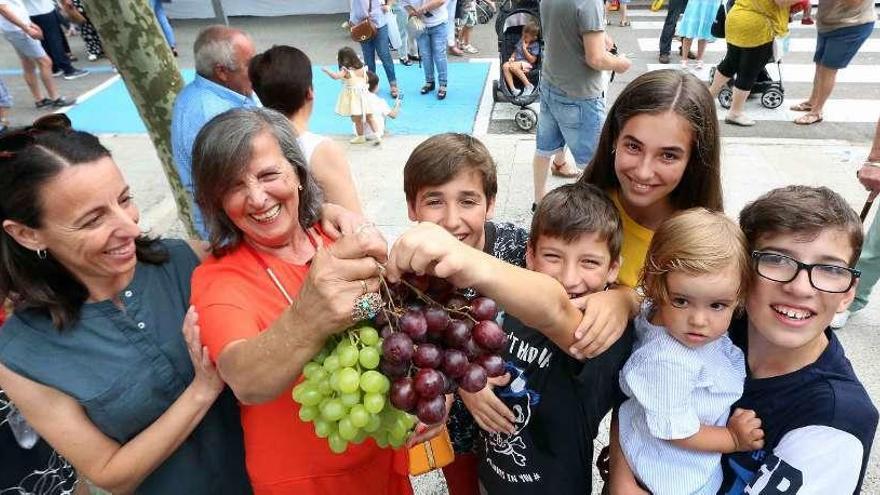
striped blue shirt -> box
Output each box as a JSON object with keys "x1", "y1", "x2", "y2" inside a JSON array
[{"x1": 619, "y1": 308, "x2": 746, "y2": 495}]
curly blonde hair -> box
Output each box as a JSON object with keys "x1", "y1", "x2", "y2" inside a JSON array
[{"x1": 640, "y1": 208, "x2": 750, "y2": 308}]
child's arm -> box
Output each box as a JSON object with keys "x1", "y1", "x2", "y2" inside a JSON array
[
  {"x1": 321, "y1": 66, "x2": 345, "y2": 80},
  {"x1": 387, "y1": 223, "x2": 582, "y2": 343},
  {"x1": 387, "y1": 98, "x2": 401, "y2": 119},
  {"x1": 670, "y1": 408, "x2": 765, "y2": 454},
  {"x1": 521, "y1": 41, "x2": 538, "y2": 65},
  {"x1": 568, "y1": 285, "x2": 640, "y2": 359}
]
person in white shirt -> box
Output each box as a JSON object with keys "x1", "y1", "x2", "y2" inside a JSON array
[
  {"x1": 0, "y1": 0, "x2": 71, "y2": 108},
  {"x1": 22, "y1": 0, "x2": 87, "y2": 79},
  {"x1": 363, "y1": 70, "x2": 401, "y2": 141}
]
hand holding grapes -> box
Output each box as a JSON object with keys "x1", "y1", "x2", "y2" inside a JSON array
[
  {"x1": 459, "y1": 373, "x2": 515, "y2": 434},
  {"x1": 386, "y1": 222, "x2": 487, "y2": 289}
]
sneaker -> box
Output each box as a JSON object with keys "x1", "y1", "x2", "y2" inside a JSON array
[
  {"x1": 658, "y1": 53, "x2": 671, "y2": 64},
  {"x1": 63, "y1": 69, "x2": 89, "y2": 80},
  {"x1": 87, "y1": 53, "x2": 99, "y2": 61},
  {"x1": 830, "y1": 310, "x2": 851, "y2": 330},
  {"x1": 35, "y1": 98, "x2": 53, "y2": 108},
  {"x1": 399, "y1": 56, "x2": 413, "y2": 66},
  {"x1": 801, "y1": 17, "x2": 814, "y2": 25},
  {"x1": 462, "y1": 44, "x2": 479, "y2": 54},
  {"x1": 350, "y1": 135, "x2": 366, "y2": 144},
  {"x1": 521, "y1": 84, "x2": 535, "y2": 97},
  {"x1": 341, "y1": 21, "x2": 350, "y2": 29},
  {"x1": 52, "y1": 69, "x2": 64, "y2": 78},
  {"x1": 51, "y1": 97, "x2": 74, "y2": 108}
]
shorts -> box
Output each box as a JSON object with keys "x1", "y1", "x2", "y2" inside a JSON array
[
  {"x1": 716, "y1": 41, "x2": 773, "y2": 91},
  {"x1": 814, "y1": 22, "x2": 874, "y2": 70},
  {"x1": 536, "y1": 80, "x2": 605, "y2": 168},
  {"x1": 3, "y1": 30, "x2": 47, "y2": 59},
  {"x1": 0, "y1": 77, "x2": 11, "y2": 108},
  {"x1": 457, "y1": 7, "x2": 477, "y2": 28},
  {"x1": 504, "y1": 60, "x2": 533, "y2": 72}
]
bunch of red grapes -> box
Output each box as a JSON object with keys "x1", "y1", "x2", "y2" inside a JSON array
[{"x1": 378, "y1": 275, "x2": 508, "y2": 426}]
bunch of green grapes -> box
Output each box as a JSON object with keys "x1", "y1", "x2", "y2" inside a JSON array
[{"x1": 292, "y1": 324, "x2": 417, "y2": 454}]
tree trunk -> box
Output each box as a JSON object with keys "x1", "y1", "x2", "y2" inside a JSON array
[{"x1": 82, "y1": 0, "x2": 197, "y2": 237}]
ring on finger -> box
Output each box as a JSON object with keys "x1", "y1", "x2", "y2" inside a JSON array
[
  {"x1": 360, "y1": 279, "x2": 369, "y2": 296},
  {"x1": 352, "y1": 292, "x2": 383, "y2": 322}
]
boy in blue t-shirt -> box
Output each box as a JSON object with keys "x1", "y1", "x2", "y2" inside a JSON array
[
  {"x1": 609, "y1": 185, "x2": 878, "y2": 494},
  {"x1": 478, "y1": 183, "x2": 633, "y2": 494}
]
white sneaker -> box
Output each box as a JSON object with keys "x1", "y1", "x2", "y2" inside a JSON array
[
  {"x1": 830, "y1": 310, "x2": 851, "y2": 330},
  {"x1": 463, "y1": 44, "x2": 479, "y2": 54},
  {"x1": 521, "y1": 85, "x2": 535, "y2": 97}
]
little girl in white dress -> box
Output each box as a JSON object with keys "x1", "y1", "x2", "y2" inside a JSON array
[{"x1": 322, "y1": 47, "x2": 380, "y2": 144}]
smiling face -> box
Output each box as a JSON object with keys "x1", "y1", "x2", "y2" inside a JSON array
[
  {"x1": 746, "y1": 229, "x2": 857, "y2": 351},
  {"x1": 221, "y1": 131, "x2": 303, "y2": 250},
  {"x1": 614, "y1": 111, "x2": 692, "y2": 226},
  {"x1": 654, "y1": 266, "x2": 741, "y2": 348},
  {"x1": 407, "y1": 168, "x2": 495, "y2": 250},
  {"x1": 15, "y1": 157, "x2": 141, "y2": 298},
  {"x1": 526, "y1": 232, "x2": 620, "y2": 299}
]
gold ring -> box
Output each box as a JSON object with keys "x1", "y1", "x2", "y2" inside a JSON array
[{"x1": 352, "y1": 292, "x2": 383, "y2": 322}]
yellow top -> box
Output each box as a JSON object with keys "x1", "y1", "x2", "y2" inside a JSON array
[
  {"x1": 726, "y1": 0, "x2": 790, "y2": 48},
  {"x1": 611, "y1": 192, "x2": 655, "y2": 289}
]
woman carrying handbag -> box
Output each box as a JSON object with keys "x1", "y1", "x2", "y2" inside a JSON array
[{"x1": 350, "y1": 0, "x2": 400, "y2": 98}]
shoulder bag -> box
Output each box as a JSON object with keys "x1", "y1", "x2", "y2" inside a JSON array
[{"x1": 351, "y1": 0, "x2": 378, "y2": 42}]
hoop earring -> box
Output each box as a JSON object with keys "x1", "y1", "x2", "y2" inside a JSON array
[{"x1": 36, "y1": 248, "x2": 47, "y2": 260}]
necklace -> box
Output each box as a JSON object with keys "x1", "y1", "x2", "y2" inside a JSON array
[{"x1": 242, "y1": 228, "x2": 320, "y2": 305}]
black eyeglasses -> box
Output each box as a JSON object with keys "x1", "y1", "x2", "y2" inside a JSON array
[{"x1": 752, "y1": 251, "x2": 860, "y2": 294}]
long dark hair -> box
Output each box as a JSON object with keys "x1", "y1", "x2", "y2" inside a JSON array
[
  {"x1": 337, "y1": 46, "x2": 363, "y2": 70},
  {"x1": 0, "y1": 122, "x2": 167, "y2": 329},
  {"x1": 579, "y1": 69, "x2": 723, "y2": 212}
]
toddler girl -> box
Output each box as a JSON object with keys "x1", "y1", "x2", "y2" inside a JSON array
[
  {"x1": 617, "y1": 208, "x2": 764, "y2": 494},
  {"x1": 676, "y1": 0, "x2": 720, "y2": 69},
  {"x1": 322, "y1": 47, "x2": 381, "y2": 144}
]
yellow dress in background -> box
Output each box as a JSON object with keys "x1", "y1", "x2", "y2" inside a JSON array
[{"x1": 335, "y1": 67, "x2": 372, "y2": 117}]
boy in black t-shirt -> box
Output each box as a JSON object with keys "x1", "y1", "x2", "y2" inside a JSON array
[{"x1": 478, "y1": 184, "x2": 634, "y2": 494}]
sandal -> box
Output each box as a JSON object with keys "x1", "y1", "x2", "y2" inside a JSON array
[
  {"x1": 794, "y1": 113, "x2": 823, "y2": 125},
  {"x1": 619, "y1": 19, "x2": 631, "y2": 27},
  {"x1": 420, "y1": 82, "x2": 435, "y2": 94},
  {"x1": 790, "y1": 101, "x2": 813, "y2": 112},
  {"x1": 437, "y1": 87, "x2": 447, "y2": 100},
  {"x1": 390, "y1": 86, "x2": 399, "y2": 99},
  {"x1": 551, "y1": 160, "x2": 580, "y2": 178}
]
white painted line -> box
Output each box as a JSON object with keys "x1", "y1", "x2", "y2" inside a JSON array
[
  {"x1": 638, "y1": 38, "x2": 880, "y2": 53},
  {"x1": 644, "y1": 63, "x2": 880, "y2": 83},
  {"x1": 630, "y1": 20, "x2": 867, "y2": 30},
  {"x1": 56, "y1": 74, "x2": 120, "y2": 114},
  {"x1": 491, "y1": 98, "x2": 880, "y2": 123},
  {"x1": 716, "y1": 98, "x2": 880, "y2": 123},
  {"x1": 621, "y1": 10, "x2": 672, "y2": 17},
  {"x1": 474, "y1": 59, "x2": 499, "y2": 137}
]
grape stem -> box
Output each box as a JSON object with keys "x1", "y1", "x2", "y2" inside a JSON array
[{"x1": 397, "y1": 278, "x2": 477, "y2": 323}]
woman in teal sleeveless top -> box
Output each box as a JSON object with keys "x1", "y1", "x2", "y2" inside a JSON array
[{"x1": 0, "y1": 120, "x2": 251, "y2": 494}]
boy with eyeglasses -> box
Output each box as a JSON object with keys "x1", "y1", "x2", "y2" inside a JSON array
[{"x1": 716, "y1": 186, "x2": 878, "y2": 494}]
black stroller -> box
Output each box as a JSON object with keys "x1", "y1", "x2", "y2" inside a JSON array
[
  {"x1": 708, "y1": 57, "x2": 785, "y2": 110},
  {"x1": 491, "y1": 0, "x2": 542, "y2": 131}
]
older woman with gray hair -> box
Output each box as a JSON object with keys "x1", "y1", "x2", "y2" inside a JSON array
[{"x1": 189, "y1": 107, "x2": 413, "y2": 495}]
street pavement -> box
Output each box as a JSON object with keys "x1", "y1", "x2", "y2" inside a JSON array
[{"x1": 2, "y1": 6, "x2": 880, "y2": 494}]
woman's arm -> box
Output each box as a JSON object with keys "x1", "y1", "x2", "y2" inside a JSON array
[
  {"x1": 310, "y1": 141, "x2": 363, "y2": 215},
  {"x1": 213, "y1": 230, "x2": 388, "y2": 405},
  {"x1": 387, "y1": 223, "x2": 583, "y2": 349},
  {"x1": 0, "y1": 309, "x2": 223, "y2": 495}
]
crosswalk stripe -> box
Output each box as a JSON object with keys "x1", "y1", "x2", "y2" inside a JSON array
[
  {"x1": 644, "y1": 63, "x2": 880, "y2": 83},
  {"x1": 490, "y1": 97, "x2": 880, "y2": 123},
  {"x1": 637, "y1": 37, "x2": 880, "y2": 52},
  {"x1": 629, "y1": 20, "x2": 875, "y2": 30}
]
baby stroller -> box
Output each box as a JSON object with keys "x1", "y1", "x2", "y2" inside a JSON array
[
  {"x1": 476, "y1": 0, "x2": 497, "y2": 24},
  {"x1": 491, "y1": 0, "x2": 542, "y2": 131},
  {"x1": 708, "y1": 56, "x2": 785, "y2": 110}
]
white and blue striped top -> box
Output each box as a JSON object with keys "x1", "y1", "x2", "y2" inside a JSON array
[{"x1": 619, "y1": 307, "x2": 746, "y2": 495}]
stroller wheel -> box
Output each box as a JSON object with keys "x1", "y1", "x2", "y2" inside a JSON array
[
  {"x1": 515, "y1": 108, "x2": 538, "y2": 132},
  {"x1": 718, "y1": 87, "x2": 733, "y2": 110},
  {"x1": 492, "y1": 80, "x2": 502, "y2": 103},
  {"x1": 761, "y1": 88, "x2": 784, "y2": 109}
]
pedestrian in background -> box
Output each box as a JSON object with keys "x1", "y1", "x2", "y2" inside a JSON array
[
  {"x1": 676, "y1": 0, "x2": 720, "y2": 69},
  {"x1": 24, "y1": 0, "x2": 87, "y2": 79},
  {"x1": 0, "y1": 76, "x2": 10, "y2": 133},
  {"x1": 349, "y1": 0, "x2": 400, "y2": 98},
  {"x1": 151, "y1": 0, "x2": 178, "y2": 55},
  {"x1": 67, "y1": 0, "x2": 104, "y2": 61},
  {"x1": 402, "y1": 0, "x2": 451, "y2": 100}
]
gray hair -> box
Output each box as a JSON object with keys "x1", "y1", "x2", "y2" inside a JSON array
[
  {"x1": 194, "y1": 25, "x2": 248, "y2": 78},
  {"x1": 192, "y1": 107, "x2": 323, "y2": 255}
]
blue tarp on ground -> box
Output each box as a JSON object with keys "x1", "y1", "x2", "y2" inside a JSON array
[{"x1": 61, "y1": 63, "x2": 489, "y2": 135}]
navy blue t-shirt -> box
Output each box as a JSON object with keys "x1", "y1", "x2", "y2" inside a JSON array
[
  {"x1": 478, "y1": 314, "x2": 633, "y2": 494},
  {"x1": 719, "y1": 317, "x2": 878, "y2": 495}
]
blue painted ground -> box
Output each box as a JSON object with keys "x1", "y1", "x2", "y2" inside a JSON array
[{"x1": 59, "y1": 62, "x2": 489, "y2": 135}]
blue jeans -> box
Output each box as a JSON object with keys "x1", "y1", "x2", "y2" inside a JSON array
[
  {"x1": 417, "y1": 23, "x2": 448, "y2": 86},
  {"x1": 535, "y1": 81, "x2": 605, "y2": 168},
  {"x1": 29, "y1": 11, "x2": 74, "y2": 74},
  {"x1": 360, "y1": 24, "x2": 397, "y2": 85},
  {"x1": 152, "y1": 0, "x2": 176, "y2": 48}
]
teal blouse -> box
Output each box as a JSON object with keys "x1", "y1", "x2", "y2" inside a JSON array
[{"x1": 0, "y1": 240, "x2": 251, "y2": 494}]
